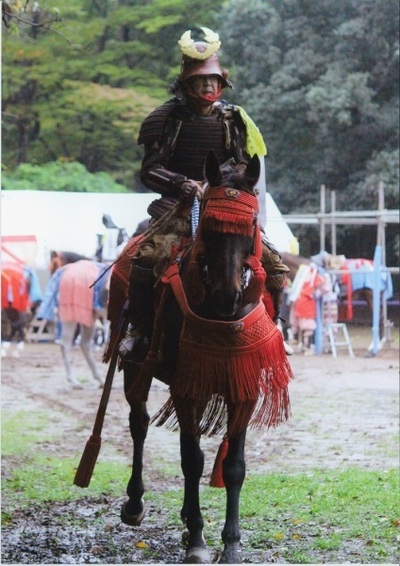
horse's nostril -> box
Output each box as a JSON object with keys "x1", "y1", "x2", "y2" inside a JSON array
[{"x1": 213, "y1": 289, "x2": 242, "y2": 317}]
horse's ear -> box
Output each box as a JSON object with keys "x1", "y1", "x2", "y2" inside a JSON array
[
  {"x1": 246, "y1": 155, "x2": 261, "y2": 186},
  {"x1": 204, "y1": 151, "x2": 222, "y2": 186}
]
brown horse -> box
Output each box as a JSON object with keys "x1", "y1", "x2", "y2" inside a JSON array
[
  {"x1": 281, "y1": 251, "x2": 390, "y2": 346},
  {"x1": 49, "y1": 251, "x2": 90, "y2": 275},
  {"x1": 106, "y1": 153, "x2": 293, "y2": 563}
]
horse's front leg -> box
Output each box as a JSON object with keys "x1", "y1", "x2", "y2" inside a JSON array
[
  {"x1": 180, "y1": 430, "x2": 210, "y2": 564},
  {"x1": 120, "y1": 365, "x2": 150, "y2": 526},
  {"x1": 220, "y1": 403, "x2": 255, "y2": 564}
]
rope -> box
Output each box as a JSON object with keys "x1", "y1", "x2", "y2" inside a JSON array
[
  {"x1": 191, "y1": 197, "x2": 200, "y2": 238},
  {"x1": 89, "y1": 201, "x2": 183, "y2": 289}
]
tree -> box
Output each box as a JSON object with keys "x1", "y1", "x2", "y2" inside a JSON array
[
  {"x1": 217, "y1": 0, "x2": 399, "y2": 261},
  {"x1": 2, "y1": 0, "x2": 225, "y2": 188},
  {"x1": 1, "y1": 161, "x2": 129, "y2": 192}
]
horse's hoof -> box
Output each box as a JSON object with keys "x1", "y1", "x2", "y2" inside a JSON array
[
  {"x1": 120, "y1": 499, "x2": 145, "y2": 526},
  {"x1": 219, "y1": 543, "x2": 241, "y2": 564},
  {"x1": 219, "y1": 551, "x2": 241, "y2": 564},
  {"x1": 67, "y1": 378, "x2": 84, "y2": 389},
  {"x1": 184, "y1": 546, "x2": 211, "y2": 564}
]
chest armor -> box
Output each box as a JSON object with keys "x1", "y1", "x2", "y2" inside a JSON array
[{"x1": 167, "y1": 114, "x2": 230, "y2": 180}]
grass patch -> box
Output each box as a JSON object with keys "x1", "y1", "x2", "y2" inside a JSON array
[
  {"x1": 139, "y1": 468, "x2": 399, "y2": 562},
  {"x1": 2, "y1": 452, "x2": 399, "y2": 562},
  {"x1": 239, "y1": 469, "x2": 400, "y2": 563},
  {"x1": 2, "y1": 455, "x2": 130, "y2": 510},
  {"x1": 1, "y1": 409, "x2": 58, "y2": 455},
  {"x1": 2, "y1": 407, "x2": 399, "y2": 563}
]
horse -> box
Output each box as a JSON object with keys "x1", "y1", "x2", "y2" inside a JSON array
[
  {"x1": 1, "y1": 262, "x2": 42, "y2": 357},
  {"x1": 49, "y1": 250, "x2": 90, "y2": 275},
  {"x1": 105, "y1": 152, "x2": 293, "y2": 563},
  {"x1": 37, "y1": 259, "x2": 110, "y2": 388},
  {"x1": 281, "y1": 251, "x2": 393, "y2": 349}
]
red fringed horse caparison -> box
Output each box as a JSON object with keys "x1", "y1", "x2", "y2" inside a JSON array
[{"x1": 98, "y1": 153, "x2": 293, "y2": 563}]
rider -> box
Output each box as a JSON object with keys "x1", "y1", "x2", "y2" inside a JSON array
[{"x1": 122, "y1": 27, "x2": 291, "y2": 360}]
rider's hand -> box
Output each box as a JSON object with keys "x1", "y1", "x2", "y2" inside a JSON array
[{"x1": 180, "y1": 179, "x2": 204, "y2": 201}]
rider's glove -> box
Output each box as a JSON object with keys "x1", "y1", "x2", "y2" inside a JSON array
[{"x1": 179, "y1": 179, "x2": 204, "y2": 202}]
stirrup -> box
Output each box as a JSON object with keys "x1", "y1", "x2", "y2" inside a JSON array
[{"x1": 119, "y1": 326, "x2": 149, "y2": 363}]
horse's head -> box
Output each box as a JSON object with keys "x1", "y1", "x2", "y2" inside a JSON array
[{"x1": 188, "y1": 151, "x2": 263, "y2": 319}]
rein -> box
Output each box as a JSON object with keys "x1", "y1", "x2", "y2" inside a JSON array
[
  {"x1": 162, "y1": 186, "x2": 265, "y2": 316},
  {"x1": 162, "y1": 261, "x2": 265, "y2": 328},
  {"x1": 149, "y1": 161, "x2": 293, "y2": 439},
  {"x1": 187, "y1": 184, "x2": 263, "y2": 298}
]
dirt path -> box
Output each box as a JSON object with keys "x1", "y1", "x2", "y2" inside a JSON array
[
  {"x1": 1, "y1": 330, "x2": 399, "y2": 563},
  {"x1": 2, "y1": 334, "x2": 399, "y2": 474}
]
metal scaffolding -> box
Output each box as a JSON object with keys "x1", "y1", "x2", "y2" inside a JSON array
[
  {"x1": 281, "y1": 183, "x2": 399, "y2": 347},
  {"x1": 281, "y1": 182, "x2": 399, "y2": 261}
]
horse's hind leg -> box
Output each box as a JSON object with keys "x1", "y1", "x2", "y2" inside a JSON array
[
  {"x1": 60, "y1": 321, "x2": 82, "y2": 388},
  {"x1": 120, "y1": 365, "x2": 150, "y2": 526},
  {"x1": 79, "y1": 324, "x2": 104, "y2": 386}
]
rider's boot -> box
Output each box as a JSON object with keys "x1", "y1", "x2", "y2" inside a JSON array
[{"x1": 120, "y1": 263, "x2": 155, "y2": 363}]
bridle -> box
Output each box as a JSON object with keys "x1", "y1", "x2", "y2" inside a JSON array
[{"x1": 191, "y1": 184, "x2": 263, "y2": 291}]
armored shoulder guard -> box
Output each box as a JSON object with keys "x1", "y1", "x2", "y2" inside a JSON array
[{"x1": 137, "y1": 99, "x2": 178, "y2": 146}]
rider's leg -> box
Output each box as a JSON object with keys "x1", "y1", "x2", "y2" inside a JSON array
[
  {"x1": 260, "y1": 235, "x2": 293, "y2": 355},
  {"x1": 121, "y1": 261, "x2": 156, "y2": 363}
]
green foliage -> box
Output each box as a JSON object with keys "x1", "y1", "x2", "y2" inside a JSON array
[
  {"x1": 1, "y1": 161, "x2": 129, "y2": 192},
  {"x1": 218, "y1": 0, "x2": 399, "y2": 261},
  {"x1": 2, "y1": 0, "x2": 225, "y2": 186}
]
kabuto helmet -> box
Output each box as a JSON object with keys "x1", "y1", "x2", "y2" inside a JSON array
[{"x1": 178, "y1": 27, "x2": 232, "y2": 88}]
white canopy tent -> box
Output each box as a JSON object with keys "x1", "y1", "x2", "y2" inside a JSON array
[{"x1": 1, "y1": 190, "x2": 298, "y2": 269}]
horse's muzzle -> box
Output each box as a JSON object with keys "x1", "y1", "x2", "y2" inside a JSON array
[{"x1": 212, "y1": 288, "x2": 242, "y2": 318}]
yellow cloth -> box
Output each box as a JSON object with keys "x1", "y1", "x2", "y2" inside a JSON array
[{"x1": 236, "y1": 106, "x2": 267, "y2": 157}]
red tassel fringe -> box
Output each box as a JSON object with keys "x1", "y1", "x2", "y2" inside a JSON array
[
  {"x1": 210, "y1": 438, "x2": 229, "y2": 488},
  {"x1": 201, "y1": 212, "x2": 255, "y2": 236},
  {"x1": 262, "y1": 290, "x2": 275, "y2": 320},
  {"x1": 151, "y1": 302, "x2": 293, "y2": 437}
]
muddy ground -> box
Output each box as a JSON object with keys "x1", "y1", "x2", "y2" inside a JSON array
[{"x1": 1, "y1": 327, "x2": 399, "y2": 564}]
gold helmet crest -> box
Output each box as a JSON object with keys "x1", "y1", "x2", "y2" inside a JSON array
[{"x1": 177, "y1": 27, "x2": 232, "y2": 88}]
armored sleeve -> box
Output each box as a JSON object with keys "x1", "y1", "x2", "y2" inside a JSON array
[
  {"x1": 139, "y1": 143, "x2": 187, "y2": 197},
  {"x1": 138, "y1": 100, "x2": 187, "y2": 197}
]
